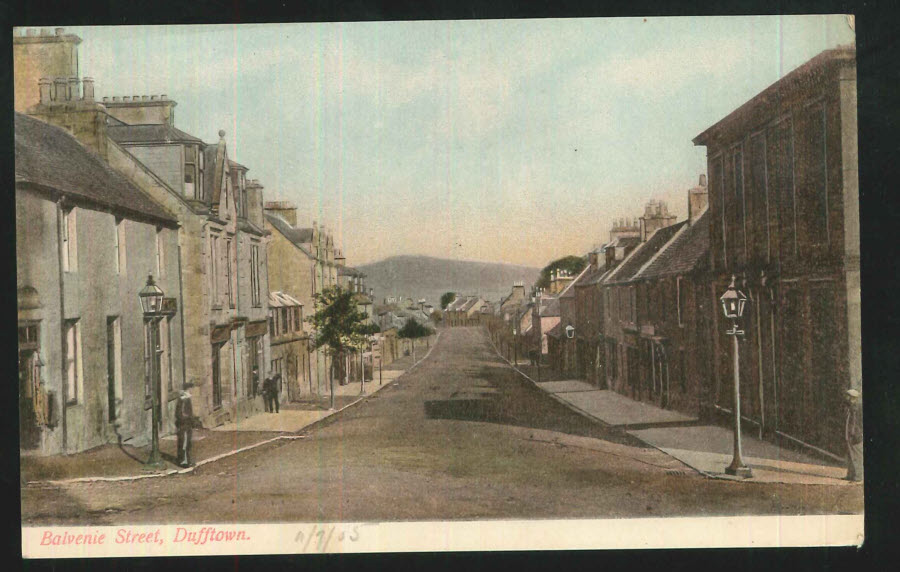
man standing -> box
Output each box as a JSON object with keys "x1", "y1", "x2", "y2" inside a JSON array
[
  {"x1": 268, "y1": 373, "x2": 281, "y2": 414},
  {"x1": 845, "y1": 388, "x2": 863, "y2": 482},
  {"x1": 175, "y1": 383, "x2": 198, "y2": 468}
]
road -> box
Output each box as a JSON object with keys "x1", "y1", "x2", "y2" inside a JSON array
[{"x1": 21, "y1": 327, "x2": 862, "y2": 524}]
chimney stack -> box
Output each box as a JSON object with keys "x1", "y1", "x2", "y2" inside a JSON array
[{"x1": 688, "y1": 173, "x2": 710, "y2": 224}]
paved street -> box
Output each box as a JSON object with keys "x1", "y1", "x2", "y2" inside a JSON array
[{"x1": 21, "y1": 327, "x2": 862, "y2": 525}]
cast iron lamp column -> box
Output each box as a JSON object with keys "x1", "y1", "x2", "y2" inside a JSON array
[
  {"x1": 720, "y1": 275, "x2": 752, "y2": 478},
  {"x1": 139, "y1": 275, "x2": 165, "y2": 469}
]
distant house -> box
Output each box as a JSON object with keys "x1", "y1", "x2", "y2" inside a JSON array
[{"x1": 599, "y1": 202, "x2": 682, "y2": 400}]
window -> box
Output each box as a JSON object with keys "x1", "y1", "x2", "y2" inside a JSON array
[
  {"x1": 676, "y1": 277, "x2": 685, "y2": 326},
  {"x1": 226, "y1": 239, "x2": 234, "y2": 308},
  {"x1": 771, "y1": 118, "x2": 797, "y2": 261},
  {"x1": 64, "y1": 320, "x2": 82, "y2": 404},
  {"x1": 749, "y1": 133, "x2": 770, "y2": 263},
  {"x1": 156, "y1": 228, "x2": 165, "y2": 278},
  {"x1": 733, "y1": 146, "x2": 746, "y2": 264},
  {"x1": 629, "y1": 286, "x2": 637, "y2": 324},
  {"x1": 160, "y1": 317, "x2": 172, "y2": 393},
  {"x1": 197, "y1": 147, "x2": 205, "y2": 201},
  {"x1": 269, "y1": 310, "x2": 276, "y2": 337},
  {"x1": 210, "y1": 234, "x2": 219, "y2": 305},
  {"x1": 250, "y1": 244, "x2": 261, "y2": 307},
  {"x1": 281, "y1": 308, "x2": 289, "y2": 335},
  {"x1": 807, "y1": 106, "x2": 829, "y2": 246},
  {"x1": 62, "y1": 208, "x2": 77, "y2": 272},
  {"x1": 18, "y1": 323, "x2": 40, "y2": 348},
  {"x1": 294, "y1": 307, "x2": 302, "y2": 331},
  {"x1": 711, "y1": 154, "x2": 726, "y2": 270},
  {"x1": 106, "y1": 317, "x2": 122, "y2": 422},
  {"x1": 184, "y1": 145, "x2": 197, "y2": 198}
]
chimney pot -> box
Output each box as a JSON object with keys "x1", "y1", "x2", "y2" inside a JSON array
[
  {"x1": 38, "y1": 78, "x2": 52, "y2": 104},
  {"x1": 40, "y1": 28, "x2": 50, "y2": 36},
  {"x1": 132, "y1": 95, "x2": 140, "y2": 101},
  {"x1": 102, "y1": 96, "x2": 109, "y2": 102},
  {"x1": 112, "y1": 96, "x2": 120, "y2": 102},
  {"x1": 52, "y1": 77, "x2": 67, "y2": 102},
  {"x1": 26, "y1": 29, "x2": 37, "y2": 36},
  {"x1": 699, "y1": 174, "x2": 707, "y2": 187},
  {"x1": 55, "y1": 27, "x2": 65, "y2": 36},
  {"x1": 82, "y1": 77, "x2": 94, "y2": 101},
  {"x1": 142, "y1": 95, "x2": 149, "y2": 101},
  {"x1": 161, "y1": 94, "x2": 168, "y2": 100},
  {"x1": 150, "y1": 95, "x2": 158, "y2": 100},
  {"x1": 123, "y1": 96, "x2": 131, "y2": 102}
]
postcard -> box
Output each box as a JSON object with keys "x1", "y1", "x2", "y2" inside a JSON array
[{"x1": 16, "y1": 15, "x2": 862, "y2": 557}]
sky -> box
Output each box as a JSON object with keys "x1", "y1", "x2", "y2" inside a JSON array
[{"x1": 66, "y1": 16, "x2": 854, "y2": 268}]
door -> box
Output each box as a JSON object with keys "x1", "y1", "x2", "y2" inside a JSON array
[{"x1": 19, "y1": 351, "x2": 40, "y2": 449}]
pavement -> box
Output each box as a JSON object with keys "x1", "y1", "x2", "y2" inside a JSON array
[
  {"x1": 21, "y1": 337, "x2": 437, "y2": 486},
  {"x1": 496, "y1": 350, "x2": 854, "y2": 487}
]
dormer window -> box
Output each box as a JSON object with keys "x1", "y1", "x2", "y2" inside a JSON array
[{"x1": 197, "y1": 149, "x2": 205, "y2": 201}]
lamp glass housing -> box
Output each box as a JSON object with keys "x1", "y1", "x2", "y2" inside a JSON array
[{"x1": 139, "y1": 275, "x2": 165, "y2": 316}]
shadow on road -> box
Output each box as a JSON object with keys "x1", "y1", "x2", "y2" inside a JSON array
[{"x1": 423, "y1": 363, "x2": 648, "y2": 448}]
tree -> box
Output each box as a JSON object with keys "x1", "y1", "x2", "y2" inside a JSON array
[
  {"x1": 535, "y1": 255, "x2": 587, "y2": 290},
  {"x1": 440, "y1": 291, "x2": 457, "y2": 309},
  {"x1": 399, "y1": 318, "x2": 434, "y2": 339},
  {"x1": 307, "y1": 286, "x2": 373, "y2": 408},
  {"x1": 429, "y1": 309, "x2": 443, "y2": 324}
]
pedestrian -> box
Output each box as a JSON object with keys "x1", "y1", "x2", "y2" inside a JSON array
[
  {"x1": 175, "y1": 382, "x2": 199, "y2": 468},
  {"x1": 262, "y1": 374, "x2": 273, "y2": 412},
  {"x1": 268, "y1": 373, "x2": 281, "y2": 414},
  {"x1": 251, "y1": 365, "x2": 260, "y2": 398},
  {"x1": 844, "y1": 388, "x2": 863, "y2": 482}
]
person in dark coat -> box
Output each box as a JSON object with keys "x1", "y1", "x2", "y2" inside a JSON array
[
  {"x1": 267, "y1": 373, "x2": 281, "y2": 414},
  {"x1": 175, "y1": 383, "x2": 199, "y2": 468},
  {"x1": 844, "y1": 388, "x2": 863, "y2": 482},
  {"x1": 262, "y1": 374, "x2": 273, "y2": 412}
]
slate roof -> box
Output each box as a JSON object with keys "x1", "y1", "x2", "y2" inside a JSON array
[
  {"x1": 265, "y1": 213, "x2": 315, "y2": 258},
  {"x1": 107, "y1": 123, "x2": 204, "y2": 144},
  {"x1": 15, "y1": 113, "x2": 177, "y2": 226},
  {"x1": 603, "y1": 222, "x2": 687, "y2": 285},
  {"x1": 636, "y1": 210, "x2": 710, "y2": 280},
  {"x1": 539, "y1": 296, "x2": 560, "y2": 317}
]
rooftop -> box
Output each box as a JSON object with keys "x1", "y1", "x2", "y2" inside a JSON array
[
  {"x1": 15, "y1": 113, "x2": 177, "y2": 226},
  {"x1": 107, "y1": 123, "x2": 203, "y2": 145},
  {"x1": 636, "y1": 210, "x2": 710, "y2": 280},
  {"x1": 603, "y1": 222, "x2": 686, "y2": 285}
]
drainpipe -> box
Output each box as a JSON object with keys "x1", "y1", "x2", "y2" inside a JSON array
[
  {"x1": 56, "y1": 197, "x2": 68, "y2": 454},
  {"x1": 177, "y1": 241, "x2": 188, "y2": 390}
]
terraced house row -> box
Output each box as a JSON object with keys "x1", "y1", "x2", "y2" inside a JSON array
[
  {"x1": 509, "y1": 46, "x2": 860, "y2": 458},
  {"x1": 15, "y1": 28, "x2": 370, "y2": 456}
]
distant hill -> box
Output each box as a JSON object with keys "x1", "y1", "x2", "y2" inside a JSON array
[{"x1": 356, "y1": 255, "x2": 541, "y2": 307}]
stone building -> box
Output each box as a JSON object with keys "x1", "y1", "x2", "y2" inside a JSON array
[
  {"x1": 268, "y1": 291, "x2": 309, "y2": 401},
  {"x1": 16, "y1": 112, "x2": 184, "y2": 455},
  {"x1": 264, "y1": 202, "x2": 344, "y2": 396},
  {"x1": 599, "y1": 201, "x2": 681, "y2": 398},
  {"x1": 692, "y1": 46, "x2": 860, "y2": 455},
  {"x1": 16, "y1": 27, "x2": 273, "y2": 429}
]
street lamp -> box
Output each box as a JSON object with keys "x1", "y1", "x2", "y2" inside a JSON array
[
  {"x1": 139, "y1": 275, "x2": 165, "y2": 469},
  {"x1": 565, "y1": 325, "x2": 575, "y2": 339},
  {"x1": 720, "y1": 275, "x2": 752, "y2": 478},
  {"x1": 513, "y1": 325, "x2": 518, "y2": 366}
]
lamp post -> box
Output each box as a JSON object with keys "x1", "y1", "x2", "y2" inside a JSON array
[
  {"x1": 139, "y1": 275, "x2": 165, "y2": 469},
  {"x1": 720, "y1": 275, "x2": 752, "y2": 478},
  {"x1": 513, "y1": 325, "x2": 518, "y2": 366}
]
